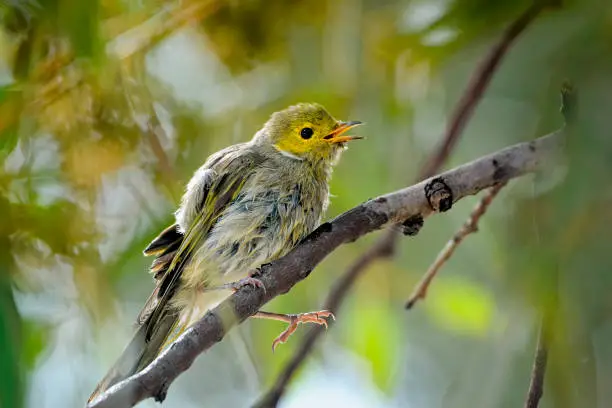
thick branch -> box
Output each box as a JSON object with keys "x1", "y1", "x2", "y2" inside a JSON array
[{"x1": 88, "y1": 129, "x2": 562, "y2": 408}]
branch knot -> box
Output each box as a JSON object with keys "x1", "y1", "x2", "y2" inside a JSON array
[{"x1": 425, "y1": 178, "x2": 453, "y2": 212}]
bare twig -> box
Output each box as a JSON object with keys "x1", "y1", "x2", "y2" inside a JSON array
[
  {"x1": 121, "y1": 60, "x2": 179, "y2": 200},
  {"x1": 417, "y1": 1, "x2": 551, "y2": 180},
  {"x1": 405, "y1": 181, "x2": 507, "y2": 308},
  {"x1": 255, "y1": 2, "x2": 551, "y2": 405},
  {"x1": 524, "y1": 317, "x2": 550, "y2": 408},
  {"x1": 106, "y1": 0, "x2": 220, "y2": 60},
  {"x1": 87, "y1": 129, "x2": 562, "y2": 408}
]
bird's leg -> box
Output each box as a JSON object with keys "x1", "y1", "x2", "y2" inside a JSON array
[
  {"x1": 253, "y1": 310, "x2": 335, "y2": 351},
  {"x1": 199, "y1": 270, "x2": 265, "y2": 293}
]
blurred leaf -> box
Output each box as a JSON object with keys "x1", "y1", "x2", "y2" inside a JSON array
[
  {"x1": 0, "y1": 85, "x2": 21, "y2": 157},
  {"x1": 13, "y1": 201, "x2": 96, "y2": 255},
  {"x1": 63, "y1": 138, "x2": 126, "y2": 188},
  {"x1": 0, "y1": 126, "x2": 18, "y2": 160},
  {"x1": 345, "y1": 300, "x2": 401, "y2": 391},
  {"x1": 21, "y1": 319, "x2": 48, "y2": 369},
  {"x1": 0, "y1": 245, "x2": 22, "y2": 408},
  {"x1": 433, "y1": 0, "x2": 532, "y2": 34},
  {"x1": 58, "y1": 0, "x2": 99, "y2": 58},
  {"x1": 425, "y1": 276, "x2": 495, "y2": 337}
]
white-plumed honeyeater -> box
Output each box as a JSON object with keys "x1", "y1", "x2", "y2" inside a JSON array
[{"x1": 89, "y1": 103, "x2": 363, "y2": 401}]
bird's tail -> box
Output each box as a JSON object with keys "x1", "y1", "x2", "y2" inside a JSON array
[
  {"x1": 87, "y1": 307, "x2": 183, "y2": 403},
  {"x1": 88, "y1": 223, "x2": 217, "y2": 403},
  {"x1": 88, "y1": 224, "x2": 188, "y2": 403}
]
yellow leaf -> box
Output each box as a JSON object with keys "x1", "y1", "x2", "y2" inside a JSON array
[
  {"x1": 345, "y1": 300, "x2": 401, "y2": 391},
  {"x1": 64, "y1": 138, "x2": 125, "y2": 188},
  {"x1": 425, "y1": 276, "x2": 494, "y2": 337}
]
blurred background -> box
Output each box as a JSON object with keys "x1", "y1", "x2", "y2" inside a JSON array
[{"x1": 1, "y1": 0, "x2": 612, "y2": 407}]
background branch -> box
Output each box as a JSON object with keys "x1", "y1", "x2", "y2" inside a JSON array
[
  {"x1": 255, "y1": 2, "x2": 551, "y2": 405},
  {"x1": 523, "y1": 79, "x2": 575, "y2": 408},
  {"x1": 253, "y1": 232, "x2": 396, "y2": 408},
  {"x1": 416, "y1": 0, "x2": 552, "y2": 180},
  {"x1": 88, "y1": 128, "x2": 562, "y2": 408},
  {"x1": 524, "y1": 316, "x2": 551, "y2": 408}
]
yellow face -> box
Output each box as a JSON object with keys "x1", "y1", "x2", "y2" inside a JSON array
[{"x1": 263, "y1": 103, "x2": 362, "y2": 162}]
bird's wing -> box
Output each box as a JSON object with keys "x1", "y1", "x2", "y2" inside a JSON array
[
  {"x1": 134, "y1": 224, "x2": 183, "y2": 325},
  {"x1": 140, "y1": 144, "x2": 264, "y2": 341}
]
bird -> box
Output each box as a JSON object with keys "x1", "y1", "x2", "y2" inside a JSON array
[{"x1": 88, "y1": 103, "x2": 363, "y2": 402}]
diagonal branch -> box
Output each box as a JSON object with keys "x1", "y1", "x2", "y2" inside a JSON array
[
  {"x1": 254, "y1": 2, "x2": 553, "y2": 405},
  {"x1": 88, "y1": 128, "x2": 563, "y2": 408},
  {"x1": 405, "y1": 181, "x2": 507, "y2": 308}
]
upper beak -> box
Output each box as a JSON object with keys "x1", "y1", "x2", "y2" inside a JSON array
[{"x1": 324, "y1": 121, "x2": 364, "y2": 144}]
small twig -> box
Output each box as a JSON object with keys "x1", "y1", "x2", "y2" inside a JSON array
[
  {"x1": 524, "y1": 317, "x2": 550, "y2": 408},
  {"x1": 405, "y1": 181, "x2": 506, "y2": 308},
  {"x1": 256, "y1": 2, "x2": 550, "y2": 405},
  {"x1": 121, "y1": 61, "x2": 179, "y2": 200},
  {"x1": 105, "y1": 0, "x2": 220, "y2": 60}
]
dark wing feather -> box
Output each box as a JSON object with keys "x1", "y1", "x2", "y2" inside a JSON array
[
  {"x1": 143, "y1": 223, "x2": 182, "y2": 257},
  {"x1": 136, "y1": 224, "x2": 183, "y2": 325}
]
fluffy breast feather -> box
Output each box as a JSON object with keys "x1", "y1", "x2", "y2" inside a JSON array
[{"x1": 180, "y1": 161, "x2": 328, "y2": 290}]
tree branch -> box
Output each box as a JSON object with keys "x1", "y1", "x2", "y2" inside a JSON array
[
  {"x1": 88, "y1": 129, "x2": 562, "y2": 408},
  {"x1": 254, "y1": 2, "x2": 552, "y2": 405}
]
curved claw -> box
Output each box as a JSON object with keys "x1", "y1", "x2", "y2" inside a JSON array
[
  {"x1": 231, "y1": 276, "x2": 266, "y2": 294},
  {"x1": 270, "y1": 310, "x2": 335, "y2": 352}
]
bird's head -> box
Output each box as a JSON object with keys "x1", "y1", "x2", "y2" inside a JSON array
[{"x1": 257, "y1": 103, "x2": 362, "y2": 165}]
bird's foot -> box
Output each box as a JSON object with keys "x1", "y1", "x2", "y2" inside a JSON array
[
  {"x1": 200, "y1": 275, "x2": 266, "y2": 293},
  {"x1": 228, "y1": 276, "x2": 266, "y2": 293},
  {"x1": 254, "y1": 310, "x2": 335, "y2": 351}
]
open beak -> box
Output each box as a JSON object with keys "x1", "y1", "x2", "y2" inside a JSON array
[{"x1": 324, "y1": 121, "x2": 363, "y2": 144}]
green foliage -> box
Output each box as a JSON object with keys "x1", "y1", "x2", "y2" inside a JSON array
[
  {"x1": 21, "y1": 320, "x2": 48, "y2": 369},
  {"x1": 1, "y1": 0, "x2": 612, "y2": 407},
  {"x1": 0, "y1": 85, "x2": 20, "y2": 160},
  {"x1": 57, "y1": 0, "x2": 100, "y2": 58},
  {"x1": 0, "y1": 259, "x2": 22, "y2": 408},
  {"x1": 345, "y1": 300, "x2": 402, "y2": 391},
  {"x1": 425, "y1": 276, "x2": 495, "y2": 337}
]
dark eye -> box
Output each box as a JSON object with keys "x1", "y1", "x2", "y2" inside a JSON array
[{"x1": 300, "y1": 127, "x2": 314, "y2": 139}]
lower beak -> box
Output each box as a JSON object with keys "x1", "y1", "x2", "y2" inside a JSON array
[{"x1": 324, "y1": 121, "x2": 363, "y2": 144}]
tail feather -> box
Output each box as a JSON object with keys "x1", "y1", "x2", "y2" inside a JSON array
[
  {"x1": 88, "y1": 323, "x2": 147, "y2": 403},
  {"x1": 88, "y1": 308, "x2": 180, "y2": 403},
  {"x1": 89, "y1": 223, "x2": 187, "y2": 403}
]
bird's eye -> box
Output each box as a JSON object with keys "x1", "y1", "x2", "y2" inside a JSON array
[{"x1": 300, "y1": 127, "x2": 314, "y2": 139}]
